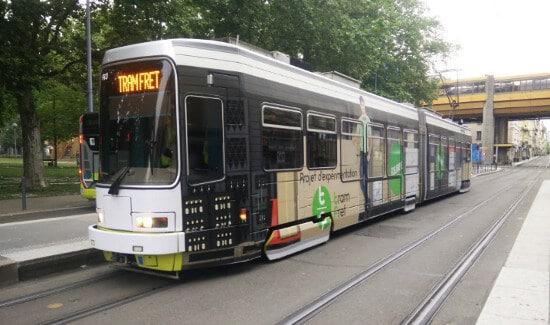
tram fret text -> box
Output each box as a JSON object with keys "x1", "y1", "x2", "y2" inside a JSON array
[{"x1": 118, "y1": 70, "x2": 160, "y2": 94}]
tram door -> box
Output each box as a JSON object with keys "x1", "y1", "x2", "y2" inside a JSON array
[
  {"x1": 428, "y1": 134, "x2": 449, "y2": 193},
  {"x1": 207, "y1": 73, "x2": 254, "y2": 230}
]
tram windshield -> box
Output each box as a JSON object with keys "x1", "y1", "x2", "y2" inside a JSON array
[{"x1": 99, "y1": 58, "x2": 178, "y2": 188}]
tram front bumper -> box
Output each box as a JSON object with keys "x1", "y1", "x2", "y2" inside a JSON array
[{"x1": 88, "y1": 225, "x2": 186, "y2": 255}]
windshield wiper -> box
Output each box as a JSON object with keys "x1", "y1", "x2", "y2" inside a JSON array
[{"x1": 108, "y1": 166, "x2": 131, "y2": 195}]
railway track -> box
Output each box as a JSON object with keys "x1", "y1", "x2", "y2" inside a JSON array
[
  {"x1": 1, "y1": 162, "x2": 546, "y2": 324},
  {"x1": 0, "y1": 268, "x2": 177, "y2": 324},
  {"x1": 279, "y1": 170, "x2": 541, "y2": 324}
]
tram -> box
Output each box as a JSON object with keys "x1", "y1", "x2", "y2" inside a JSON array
[
  {"x1": 79, "y1": 112, "x2": 99, "y2": 200},
  {"x1": 88, "y1": 39, "x2": 471, "y2": 275}
]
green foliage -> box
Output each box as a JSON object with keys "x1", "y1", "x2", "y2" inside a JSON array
[
  {"x1": 0, "y1": 158, "x2": 79, "y2": 200},
  {"x1": 35, "y1": 81, "x2": 87, "y2": 143},
  {"x1": 186, "y1": 0, "x2": 450, "y2": 105},
  {"x1": 0, "y1": 0, "x2": 452, "y2": 190}
]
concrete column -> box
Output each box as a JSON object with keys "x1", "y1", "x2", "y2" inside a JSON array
[
  {"x1": 495, "y1": 117, "x2": 509, "y2": 164},
  {"x1": 495, "y1": 117, "x2": 508, "y2": 144},
  {"x1": 482, "y1": 75, "x2": 495, "y2": 164}
]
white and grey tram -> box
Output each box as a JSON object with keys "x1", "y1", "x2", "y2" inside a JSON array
[{"x1": 88, "y1": 39, "x2": 471, "y2": 274}]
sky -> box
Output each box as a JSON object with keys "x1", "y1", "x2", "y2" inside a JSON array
[{"x1": 423, "y1": 0, "x2": 550, "y2": 79}]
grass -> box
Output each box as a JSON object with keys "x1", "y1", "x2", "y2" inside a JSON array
[{"x1": 0, "y1": 157, "x2": 80, "y2": 200}]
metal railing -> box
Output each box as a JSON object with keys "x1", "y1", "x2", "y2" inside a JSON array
[{"x1": 471, "y1": 163, "x2": 498, "y2": 175}]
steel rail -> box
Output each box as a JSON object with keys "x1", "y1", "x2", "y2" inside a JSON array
[
  {"x1": 278, "y1": 179, "x2": 523, "y2": 325},
  {"x1": 400, "y1": 176, "x2": 539, "y2": 325},
  {"x1": 0, "y1": 272, "x2": 121, "y2": 308}
]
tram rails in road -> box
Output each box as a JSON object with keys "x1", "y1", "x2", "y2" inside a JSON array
[
  {"x1": 279, "y1": 172, "x2": 540, "y2": 324},
  {"x1": 0, "y1": 268, "x2": 177, "y2": 325},
  {"x1": 1, "y1": 164, "x2": 546, "y2": 323}
]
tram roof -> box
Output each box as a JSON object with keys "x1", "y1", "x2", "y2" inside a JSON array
[
  {"x1": 103, "y1": 39, "x2": 422, "y2": 119},
  {"x1": 103, "y1": 38, "x2": 468, "y2": 134}
]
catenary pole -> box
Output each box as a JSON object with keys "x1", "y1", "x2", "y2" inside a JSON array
[{"x1": 86, "y1": 0, "x2": 93, "y2": 112}]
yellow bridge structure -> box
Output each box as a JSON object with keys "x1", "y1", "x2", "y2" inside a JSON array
[{"x1": 430, "y1": 73, "x2": 550, "y2": 163}]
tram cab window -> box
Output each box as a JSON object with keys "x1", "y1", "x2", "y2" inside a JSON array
[
  {"x1": 262, "y1": 105, "x2": 303, "y2": 171},
  {"x1": 185, "y1": 96, "x2": 224, "y2": 184},
  {"x1": 307, "y1": 113, "x2": 336, "y2": 169}
]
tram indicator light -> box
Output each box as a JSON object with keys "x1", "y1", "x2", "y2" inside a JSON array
[
  {"x1": 239, "y1": 208, "x2": 247, "y2": 223},
  {"x1": 118, "y1": 70, "x2": 160, "y2": 94}
]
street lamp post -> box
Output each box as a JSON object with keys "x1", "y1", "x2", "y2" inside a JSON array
[{"x1": 12, "y1": 122, "x2": 17, "y2": 156}]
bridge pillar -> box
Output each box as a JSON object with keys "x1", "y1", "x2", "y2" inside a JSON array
[
  {"x1": 482, "y1": 75, "x2": 495, "y2": 163},
  {"x1": 495, "y1": 117, "x2": 509, "y2": 164}
]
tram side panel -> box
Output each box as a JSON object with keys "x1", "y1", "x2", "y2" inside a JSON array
[
  {"x1": 423, "y1": 114, "x2": 471, "y2": 201},
  {"x1": 242, "y1": 78, "x2": 364, "y2": 259}
]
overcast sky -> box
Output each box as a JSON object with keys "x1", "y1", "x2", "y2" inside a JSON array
[{"x1": 423, "y1": 0, "x2": 550, "y2": 79}]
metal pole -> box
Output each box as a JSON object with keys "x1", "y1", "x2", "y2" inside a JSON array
[
  {"x1": 21, "y1": 176, "x2": 26, "y2": 210},
  {"x1": 12, "y1": 122, "x2": 17, "y2": 156},
  {"x1": 53, "y1": 97, "x2": 57, "y2": 167},
  {"x1": 86, "y1": 0, "x2": 93, "y2": 112}
]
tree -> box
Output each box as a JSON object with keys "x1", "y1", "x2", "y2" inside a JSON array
[
  {"x1": 36, "y1": 81, "x2": 87, "y2": 146},
  {"x1": 191, "y1": 0, "x2": 450, "y2": 106},
  {"x1": 0, "y1": 0, "x2": 452, "y2": 192},
  {"x1": 0, "y1": 0, "x2": 83, "y2": 189}
]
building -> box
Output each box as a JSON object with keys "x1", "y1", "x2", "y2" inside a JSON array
[{"x1": 466, "y1": 120, "x2": 547, "y2": 164}]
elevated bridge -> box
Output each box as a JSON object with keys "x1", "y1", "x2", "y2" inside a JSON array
[
  {"x1": 431, "y1": 73, "x2": 550, "y2": 121},
  {"x1": 430, "y1": 73, "x2": 550, "y2": 163}
]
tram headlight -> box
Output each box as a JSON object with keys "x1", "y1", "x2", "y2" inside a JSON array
[{"x1": 136, "y1": 216, "x2": 168, "y2": 228}]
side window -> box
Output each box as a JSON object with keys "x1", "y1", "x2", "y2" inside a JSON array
[
  {"x1": 186, "y1": 96, "x2": 224, "y2": 184},
  {"x1": 464, "y1": 142, "x2": 471, "y2": 162},
  {"x1": 369, "y1": 123, "x2": 385, "y2": 178},
  {"x1": 449, "y1": 138, "x2": 456, "y2": 170},
  {"x1": 387, "y1": 127, "x2": 402, "y2": 177},
  {"x1": 340, "y1": 119, "x2": 362, "y2": 181},
  {"x1": 429, "y1": 134, "x2": 439, "y2": 172},
  {"x1": 441, "y1": 136, "x2": 448, "y2": 172},
  {"x1": 262, "y1": 105, "x2": 303, "y2": 171},
  {"x1": 404, "y1": 130, "x2": 419, "y2": 174},
  {"x1": 307, "y1": 112, "x2": 337, "y2": 169}
]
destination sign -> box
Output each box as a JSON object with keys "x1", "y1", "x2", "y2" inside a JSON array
[{"x1": 118, "y1": 70, "x2": 160, "y2": 94}]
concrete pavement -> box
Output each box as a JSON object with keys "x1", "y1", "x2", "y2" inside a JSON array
[
  {"x1": 476, "y1": 180, "x2": 550, "y2": 324},
  {"x1": 0, "y1": 195, "x2": 101, "y2": 287}
]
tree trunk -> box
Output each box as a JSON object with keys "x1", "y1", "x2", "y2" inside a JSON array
[{"x1": 17, "y1": 89, "x2": 47, "y2": 189}]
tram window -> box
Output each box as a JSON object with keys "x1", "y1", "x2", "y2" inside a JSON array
[
  {"x1": 307, "y1": 113, "x2": 336, "y2": 169},
  {"x1": 449, "y1": 138, "x2": 456, "y2": 170},
  {"x1": 186, "y1": 96, "x2": 224, "y2": 184},
  {"x1": 369, "y1": 124, "x2": 385, "y2": 178},
  {"x1": 387, "y1": 127, "x2": 402, "y2": 176},
  {"x1": 441, "y1": 136, "x2": 448, "y2": 172},
  {"x1": 404, "y1": 130, "x2": 419, "y2": 175},
  {"x1": 455, "y1": 142, "x2": 465, "y2": 168},
  {"x1": 262, "y1": 105, "x2": 303, "y2": 171},
  {"x1": 428, "y1": 134, "x2": 438, "y2": 172},
  {"x1": 340, "y1": 119, "x2": 362, "y2": 180}
]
